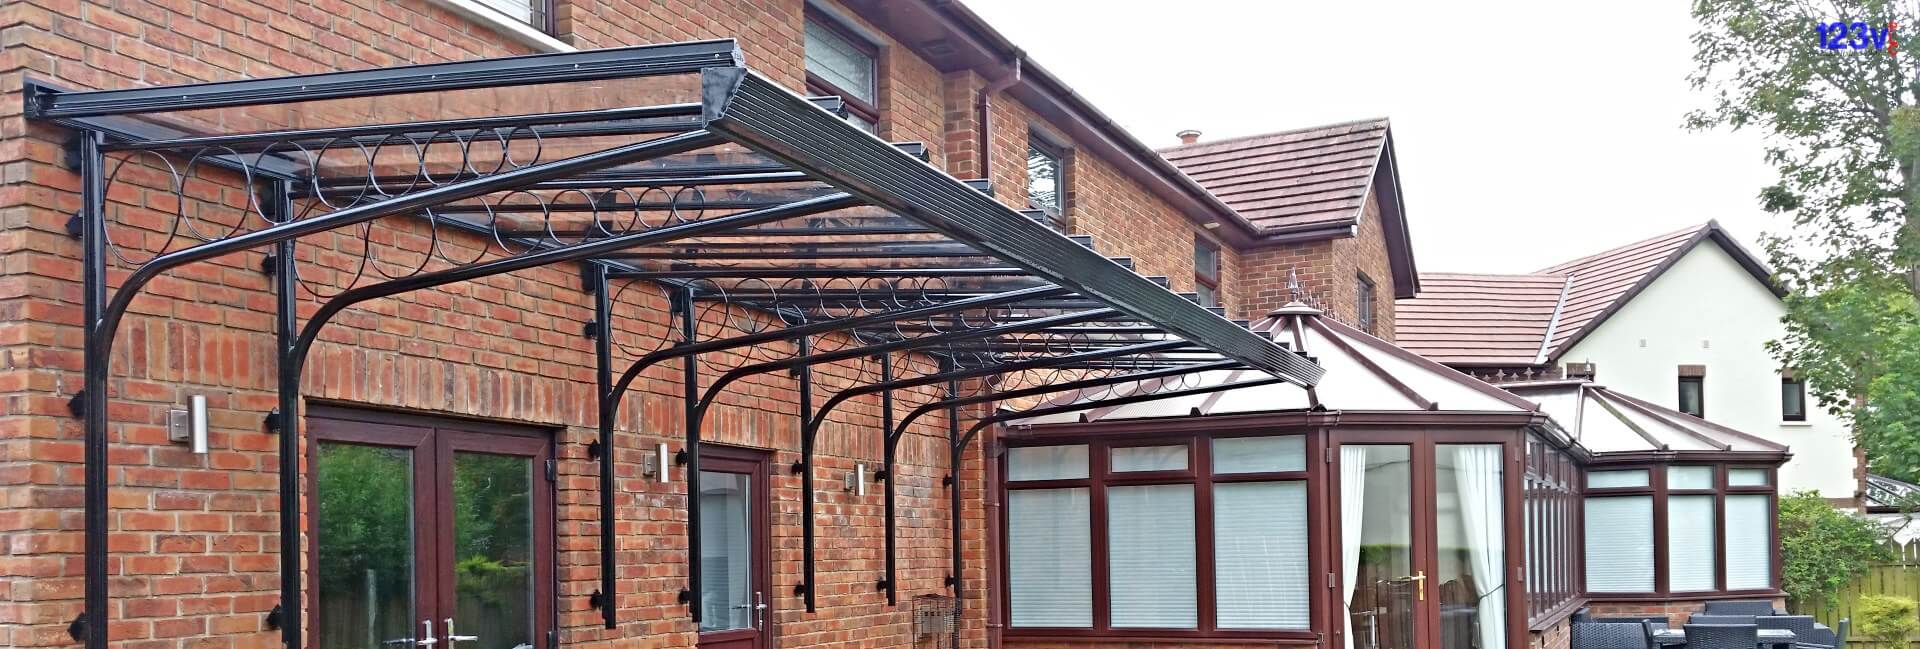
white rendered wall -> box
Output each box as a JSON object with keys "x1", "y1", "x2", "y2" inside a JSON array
[{"x1": 1559, "y1": 242, "x2": 1858, "y2": 500}]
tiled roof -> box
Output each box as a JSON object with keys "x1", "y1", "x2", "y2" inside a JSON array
[
  {"x1": 1160, "y1": 118, "x2": 1389, "y2": 234},
  {"x1": 1394, "y1": 273, "x2": 1569, "y2": 366},
  {"x1": 1535, "y1": 224, "x2": 1702, "y2": 353},
  {"x1": 1393, "y1": 221, "x2": 1780, "y2": 368}
]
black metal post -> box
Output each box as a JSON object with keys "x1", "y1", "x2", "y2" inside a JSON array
[
  {"x1": 78, "y1": 129, "x2": 108, "y2": 649},
  {"x1": 878, "y1": 352, "x2": 897, "y2": 604},
  {"x1": 946, "y1": 371, "x2": 963, "y2": 610},
  {"x1": 678, "y1": 287, "x2": 702, "y2": 621},
  {"x1": 272, "y1": 182, "x2": 302, "y2": 649},
  {"x1": 794, "y1": 336, "x2": 817, "y2": 612},
  {"x1": 593, "y1": 264, "x2": 617, "y2": 628}
]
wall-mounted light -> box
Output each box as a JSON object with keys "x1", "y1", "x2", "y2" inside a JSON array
[
  {"x1": 845, "y1": 463, "x2": 867, "y2": 496},
  {"x1": 641, "y1": 443, "x2": 672, "y2": 483},
  {"x1": 168, "y1": 395, "x2": 208, "y2": 454}
]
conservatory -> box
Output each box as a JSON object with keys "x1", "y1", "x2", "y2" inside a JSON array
[{"x1": 998, "y1": 304, "x2": 1788, "y2": 649}]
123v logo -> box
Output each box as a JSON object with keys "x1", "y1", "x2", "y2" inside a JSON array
[{"x1": 1816, "y1": 21, "x2": 1899, "y2": 55}]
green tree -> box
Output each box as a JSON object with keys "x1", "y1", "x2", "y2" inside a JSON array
[
  {"x1": 1690, "y1": 1, "x2": 1920, "y2": 479},
  {"x1": 1778, "y1": 492, "x2": 1893, "y2": 607}
]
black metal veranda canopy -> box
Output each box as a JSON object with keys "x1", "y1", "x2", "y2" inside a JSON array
[{"x1": 23, "y1": 39, "x2": 1323, "y2": 649}]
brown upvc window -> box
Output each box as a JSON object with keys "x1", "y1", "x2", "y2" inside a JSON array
[
  {"x1": 1581, "y1": 462, "x2": 1777, "y2": 599},
  {"x1": 803, "y1": 13, "x2": 880, "y2": 131},
  {"x1": 1356, "y1": 272, "x2": 1378, "y2": 335},
  {"x1": 1523, "y1": 435, "x2": 1582, "y2": 624},
  {"x1": 1003, "y1": 434, "x2": 1316, "y2": 639},
  {"x1": 1194, "y1": 236, "x2": 1221, "y2": 307}
]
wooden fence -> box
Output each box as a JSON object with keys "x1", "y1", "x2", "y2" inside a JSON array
[{"x1": 1793, "y1": 541, "x2": 1920, "y2": 649}]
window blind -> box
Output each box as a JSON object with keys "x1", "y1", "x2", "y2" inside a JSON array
[
  {"x1": 1584, "y1": 496, "x2": 1654, "y2": 592},
  {"x1": 1008, "y1": 446, "x2": 1088, "y2": 481},
  {"x1": 1213, "y1": 436, "x2": 1306, "y2": 473},
  {"x1": 1108, "y1": 484, "x2": 1197, "y2": 628},
  {"x1": 1214, "y1": 481, "x2": 1310, "y2": 629},
  {"x1": 1588, "y1": 470, "x2": 1648, "y2": 488},
  {"x1": 1667, "y1": 496, "x2": 1716, "y2": 592},
  {"x1": 1009, "y1": 488, "x2": 1092, "y2": 627},
  {"x1": 472, "y1": 0, "x2": 535, "y2": 23},
  {"x1": 1111, "y1": 445, "x2": 1187, "y2": 473},
  {"x1": 1668, "y1": 466, "x2": 1714, "y2": 490},
  {"x1": 1729, "y1": 469, "x2": 1769, "y2": 487},
  {"x1": 1725, "y1": 495, "x2": 1772, "y2": 590}
]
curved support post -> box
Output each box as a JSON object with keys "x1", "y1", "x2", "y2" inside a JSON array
[
  {"x1": 78, "y1": 130, "x2": 108, "y2": 649},
  {"x1": 604, "y1": 285, "x2": 1072, "y2": 423},
  {"x1": 945, "y1": 372, "x2": 962, "y2": 609},
  {"x1": 677, "y1": 287, "x2": 702, "y2": 622},
  {"x1": 99, "y1": 130, "x2": 722, "y2": 365}
]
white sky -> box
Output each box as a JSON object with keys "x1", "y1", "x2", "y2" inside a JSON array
[{"x1": 961, "y1": 0, "x2": 1788, "y2": 273}]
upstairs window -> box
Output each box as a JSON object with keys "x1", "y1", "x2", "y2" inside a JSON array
[
  {"x1": 1781, "y1": 375, "x2": 1807, "y2": 422},
  {"x1": 1678, "y1": 373, "x2": 1705, "y2": 417},
  {"x1": 1027, "y1": 135, "x2": 1066, "y2": 226},
  {"x1": 1194, "y1": 237, "x2": 1221, "y2": 307},
  {"x1": 471, "y1": 0, "x2": 554, "y2": 32},
  {"x1": 1356, "y1": 273, "x2": 1378, "y2": 335},
  {"x1": 804, "y1": 15, "x2": 879, "y2": 131}
]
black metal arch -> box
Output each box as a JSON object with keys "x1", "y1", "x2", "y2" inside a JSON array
[{"x1": 27, "y1": 38, "x2": 1323, "y2": 649}]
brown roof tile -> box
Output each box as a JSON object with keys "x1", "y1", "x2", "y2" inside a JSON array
[
  {"x1": 1161, "y1": 118, "x2": 1389, "y2": 234},
  {"x1": 1394, "y1": 273, "x2": 1569, "y2": 366},
  {"x1": 1393, "y1": 222, "x2": 1778, "y2": 367}
]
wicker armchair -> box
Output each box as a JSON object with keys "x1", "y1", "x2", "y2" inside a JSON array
[
  {"x1": 1692, "y1": 615, "x2": 1759, "y2": 626},
  {"x1": 1573, "y1": 622, "x2": 1656, "y2": 649},
  {"x1": 1597, "y1": 616, "x2": 1672, "y2": 630},
  {"x1": 1685, "y1": 624, "x2": 1761, "y2": 649}
]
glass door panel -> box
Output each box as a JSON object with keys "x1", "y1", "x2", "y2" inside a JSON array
[
  {"x1": 316, "y1": 442, "x2": 419, "y2": 649},
  {"x1": 1435, "y1": 445, "x2": 1506, "y2": 649},
  {"x1": 699, "y1": 470, "x2": 756, "y2": 633},
  {"x1": 450, "y1": 451, "x2": 537, "y2": 649},
  {"x1": 1344, "y1": 445, "x2": 1417, "y2": 649}
]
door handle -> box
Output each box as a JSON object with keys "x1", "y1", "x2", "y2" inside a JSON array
[
  {"x1": 754, "y1": 591, "x2": 767, "y2": 629},
  {"x1": 416, "y1": 620, "x2": 439, "y2": 647},
  {"x1": 1409, "y1": 571, "x2": 1427, "y2": 601},
  {"x1": 444, "y1": 618, "x2": 478, "y2": 646}
]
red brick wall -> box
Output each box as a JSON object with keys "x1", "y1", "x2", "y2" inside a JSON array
[
  {"x1": 0, "y1": 3, "x2": 1278, "y2": 649},
  {"x1": 1231, "y1": 187, "x2": 1396, "y2": 340}
]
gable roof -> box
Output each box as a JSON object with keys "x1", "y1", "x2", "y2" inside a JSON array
[
  {"x1": 1160, "y1": 118, "x2": 1388, "y2": 234},
  {"x1": 1504, "y1": 380, "x2": 1788, "y2": 458},
  {"x1": 1159, "y1": 118, "x2": 1420, "y2": 297},
  {"x1": 1393, "y1": 221, "x2": 1784, "y2": 368}
]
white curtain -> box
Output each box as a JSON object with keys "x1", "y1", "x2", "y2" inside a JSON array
[
  {"x1": 1459, "y1": 445, "x2": 1505, "y2": 649},
  {"x1": 1340, "y1": 447, "x2": 1369, "y2": 649},
  {"x1": 1453, "y1": 445, "x2": 1506, "y2": 649}
]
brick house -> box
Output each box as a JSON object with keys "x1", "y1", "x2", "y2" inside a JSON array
[{"x1": 0, "y1": 4, "x2": 1790, "y2": 649}]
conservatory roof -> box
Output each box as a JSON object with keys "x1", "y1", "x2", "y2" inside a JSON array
[
  {"x1": 1503, "y1": 380, "x2": 1788, "y2": 458},
  {"x1": 1007, "y1": 302, "x2": 1540, "y2": 426}
]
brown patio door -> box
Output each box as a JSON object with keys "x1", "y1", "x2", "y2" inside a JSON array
[
  {"x1": 1336, "y1": 434, "x2": 1512, "y2": 649},
  {"x1": 696, "y1": 446, "x2": 772, "y2": 649},
  {"x1": 310, "y1": 411, "x2": 554, "y2": 649}
]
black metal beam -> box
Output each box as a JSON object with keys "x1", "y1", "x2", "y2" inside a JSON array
[
  {"x1": 956, "y1": 375, "x2": 1292, "y2": 452},
  {"x1": 677, "y1": 286, "x2": 702, "y2": 621},
  {"x1": 270, "y1": 181, "x2": 303, "y2": 649},
  {"x1": 25, "y1": 39, "x2": 742, "y2": 119},
  {"x1": 101, "y1": 103, "x2": 703, "y2": 153},
  {"x1": 77, "y1": 129, "x2": 107, "y2": 649},
  {"x1": 699, "y1": 67, "x2": 1323, "y2": 387},
  {"x1": 591, "y1": 264, "x2": 618, "y2": 629}
]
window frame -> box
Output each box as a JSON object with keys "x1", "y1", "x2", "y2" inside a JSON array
[
  {"x1": 802, "y1": 11, "x2": 881, "y2": 128},
  {"x1": 1026, "y1": 133, "x2": 1069, "y2": 227},
  {"x1": 1523, "y1": 435, "x2": 1583, "y2": 627},
  {"x1": 1579, "y1": 461, "x2": 1780, "y2": 601},
  {"x1": 1356, "y1": 272, "x2": 1378, "y2": 335},
  {"x1": 1677, "y1": 375, "x2": 1705, "y2": 417},
  {"x1": 1001, "y1": 431, "x2": 1322, "y2": 641},
  {"x1": 468, "y1": 0, "x2": 558, "y2": 35},
  {"x1": 1194, "y1": 236, "x2": 1221, "y2": 308},
  {"x1": 1781, "y1": 376, "x2": 1808, "y2": 422}
]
